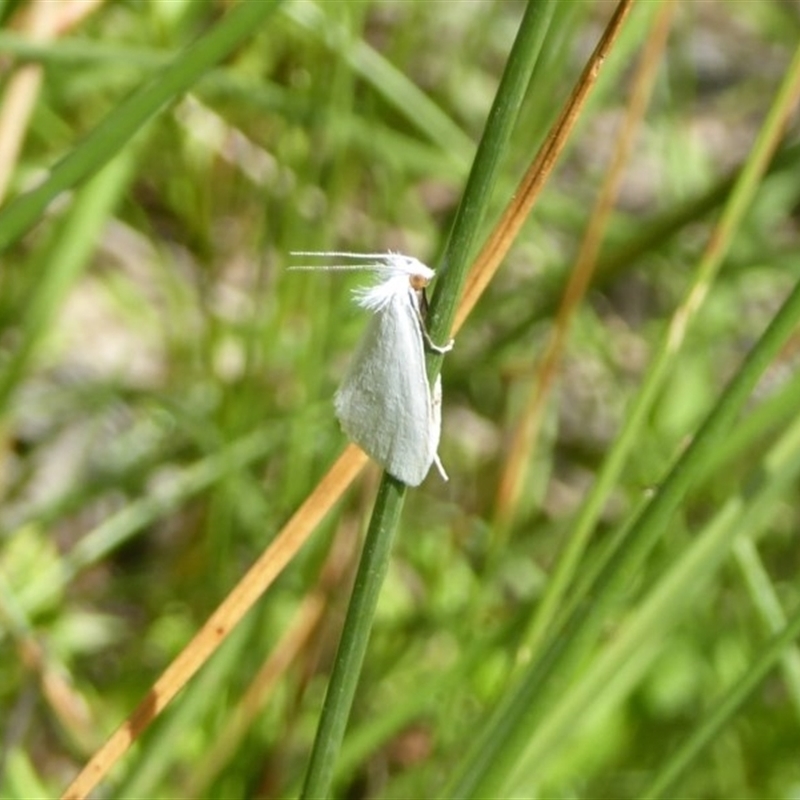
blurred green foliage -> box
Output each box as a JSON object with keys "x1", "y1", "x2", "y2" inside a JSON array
[{"x1": 1, "y1": 1, "x2": 800, "y2": 798}]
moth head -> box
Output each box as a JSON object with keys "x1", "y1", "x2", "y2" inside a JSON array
[
  {"x1": 409, "y1": 272, "x2": 431, "y2": 291},
  {"x1": 385, "y1": 254, "x2": 435, "y2": 287}
]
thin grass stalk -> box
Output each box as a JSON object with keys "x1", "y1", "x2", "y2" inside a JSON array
[
  {"x1": 187, "y1": 593, "x2": 328, "y2": 796},
  {"x1": 427, "y1": 0, "x2": 556, "y2": 345},
  {"x1": 59, "y1": 445, "x2": 367, "y2": 800},
  {"x1": 299, "y1": 4, "x2": 556, "y2": 796},
  {"x1": 0, "y1": 149, "x2": 135, "y2": 413},
  {"x1": 732, "y1": 537, "x2": 800, "y2": 716},
  {"x1": 521, "y1": 28, "x2": 800, "y2": 663},
  {"x1": 453, "y1": 0, "x2": 636, "y2": 334},
  {"x1": 0, "y1": 571, "x2": 95, "y2": 751},
  {"x1": 187, "y1": 528, "x2": 355, "y2": 796},
  {"x1": 16, "y1": 428, "x2": 282, "y2": 619},
  {"x1": 495, "y1": 138, "x2": 800, "y2": 350},
  {"x1": 329, "y1": 611, "x2": 516, "y2": 791},
  {"x1": 645, "y1": 608, "x2": 800, "y2": 799},
  {"x1": 511, "y1": 414, "x2": 800, "y2": 791},
  {"x1": 283, "y1": 1, "x2": 474, "y2": 164},
  {"x1": 0, "y1": 0, "x2": 281, "y2": 252},
  {"x1": 446, "y1": 248, "x2": 800, "y2": 799},
  {"x1": 493, "y1": 0, "x2": 674, "y2": 536},
  {"x1": 299, "y1": 476, "x2": 406, "y2": 799},
  {"x1": 0, "y1": 1, "x2": 58, "y2": 201}
]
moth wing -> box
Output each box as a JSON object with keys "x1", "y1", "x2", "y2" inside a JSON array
[{"x1": 334, "y1": 290, "x2": 438, "y2": 486}]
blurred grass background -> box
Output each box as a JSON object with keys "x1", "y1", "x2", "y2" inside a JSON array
[{"x1": 1, "y1": 1, "x2": 800, "y2": 798}]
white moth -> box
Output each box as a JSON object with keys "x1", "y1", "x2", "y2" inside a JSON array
[{"x1": 291, "y1": 251, "x2": 453, "y2": 486}]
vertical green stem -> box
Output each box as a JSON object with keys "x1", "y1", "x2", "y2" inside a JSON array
[
  {"x1": 300, "y1": 478, "x2": 405, "y2": 798},
  {"x1": 299, "y1": 2, "x2": 555, "y2": 796}
]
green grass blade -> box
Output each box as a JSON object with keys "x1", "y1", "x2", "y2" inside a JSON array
[
  {"x1": 643, "y1": 602, "x2": 800, "y2": 799},
  {"x1": 14, "y1": 429, "x2": 279, "y2": 620},
  {"x1": 496, "y1": 138, "x2": 800, "y2": 347},
  {"x1": 0, "y1": 150, "x2": 135, "y2": 411},
  {"x1": 511, "y1": 404, "x2": 800, "y2": 793},
  {"x1": 300, "y1": 477, "x2": 406, "y2": 799},
  {"x1": 283, "y1": 1, "x2": 474, "y2": 164},
  {"x1": 446, "y1": 251, "x2": 800, "y2": 798},
  {"x1": 732, "y1": 537, "x2": 800, "y2": 715},
  {"x1": 657, "y1": 598, "x2": 800, "y2": 796},
  {"x1": 427, "y1": 0, "x2": 556, "y2": 347},
  {"x1": 116, "y1": 616, "x2": 260, "y2": 799},
  {"x1": 519, "y1": 30, "x2": 800, "y2": 663},
  {"x1": 299, "y1": 4, "x2": 554, "y2": 796},
  {"x1": 0, "y1": 1, "x2": 281, "y2": 252}
]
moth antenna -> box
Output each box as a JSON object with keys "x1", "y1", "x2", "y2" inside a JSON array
[
  {"x1": 287, "y1": 264, "x2": 393, "y2": 272},
  {"x1": 289, "y1": 251, "x2": 400, "y2": 272},
  {"x1": 290, "y1": 251, "x2": 397, "y2": 259}
]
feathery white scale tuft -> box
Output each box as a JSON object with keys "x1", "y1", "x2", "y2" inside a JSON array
[{"x1": 290, "y1": 250, "x2": 450, "y2": 486}]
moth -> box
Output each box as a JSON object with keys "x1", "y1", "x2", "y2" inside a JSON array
[{"x1": 291, "y1": 251, "x2": 453, "y2": 486}]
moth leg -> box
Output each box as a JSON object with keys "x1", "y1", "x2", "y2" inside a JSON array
[
  {"x1": 422, "y1": 329, "x2": 454, "y2": 354},
  {"x1": 431, "y1": 374, "x2": 448, "y2": 481},
  {"x1": 413, "y1": 290, "x2": 454, "y2": 353},
  {"x1": 433, "y1": 453, "x2": 449, "y2": 481}
]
